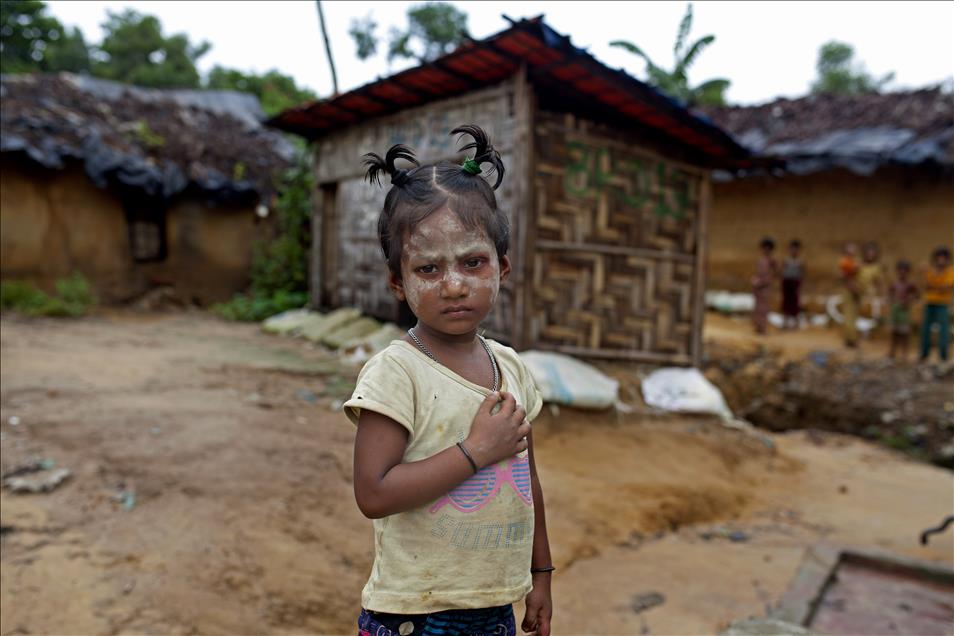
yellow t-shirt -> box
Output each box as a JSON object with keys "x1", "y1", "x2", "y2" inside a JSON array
[
  {"x1": 924, "y1": 266, "x2": 954, "y2": 305},
  {"x1": 343, "y1": 339, "x2": 543, "y2": 614},
  {"x1": 857, "y1": 263, "x2": 885, "y2": 296}
]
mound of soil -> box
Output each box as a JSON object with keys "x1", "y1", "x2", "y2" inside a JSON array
[{"x1": 703, "y1": 341, "x2": 954, "y2": 467}]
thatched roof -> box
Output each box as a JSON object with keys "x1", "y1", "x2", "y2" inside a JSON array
[
  {"x1": 698, "y1": 88, "x2": 954, "y2": 177},
  {"x1": 1, "y1": 73, "x2": 296, "y2": 202}
]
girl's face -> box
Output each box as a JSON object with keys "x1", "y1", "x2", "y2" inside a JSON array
[{"x1": 389, "y1": 206, "x2": 510, "y2": 336}]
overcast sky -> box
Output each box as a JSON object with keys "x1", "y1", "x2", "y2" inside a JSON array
[{"x1": 47, "y1": 1, "x2": 954, "y2": 105}]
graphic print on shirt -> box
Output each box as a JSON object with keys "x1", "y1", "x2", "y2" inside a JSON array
[{"x1": 430, "y1": 455, "x2": 532, "y2": 514}]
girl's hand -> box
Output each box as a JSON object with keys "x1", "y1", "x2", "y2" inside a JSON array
[
  {"x1": 522, "y1": 576, "x2": 552, "y2": 636},
  {"x1": 464, "y1": 391, "x2": 530, "y2": 468}
]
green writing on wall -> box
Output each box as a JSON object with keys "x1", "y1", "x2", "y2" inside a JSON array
[{"x1": 563, "y1": 141, "x2": 694, "y2": 220}]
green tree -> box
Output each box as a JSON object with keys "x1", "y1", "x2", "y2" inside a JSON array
[
  {"x1": 250, "y1": 152, "x2": 314, "y2": 300},
  {"x1": 206, "y1": 67, "x2": 317, "y2": 117},
  {"x1": 611, "y1": 3, "x2": 730, "y2": 106},
  {"x1": 348, "y1": 2, "x2": 468, "y2": 65},
  {"x1": 92, "y1": 9, "x2": 210, "y2": 88},
  {"x1": 1, "y1": 0, "x2": 90, "y2": 73},
  {"x1": 349, "y1": 13, "x2": 378, "y2": 61},
  {"x1": 811, "y1": 41, "x2": 894, "y2": 95}
]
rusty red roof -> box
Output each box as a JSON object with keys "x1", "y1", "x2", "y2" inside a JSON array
[{"x1": 268, "y1": 17, "x2": 748, "y2": 166}]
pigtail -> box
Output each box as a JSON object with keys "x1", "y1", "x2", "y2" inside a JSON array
[
  {"x1": 451, "y1": 124, "x2": 505, "y2": 190},
  {"x1": 362, "y1": 144, "x2": 419, "y2": 187}
]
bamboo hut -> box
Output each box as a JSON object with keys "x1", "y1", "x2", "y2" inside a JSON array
[{"x1": 269, "y1": 17, "x2": 749, "y2": 365}]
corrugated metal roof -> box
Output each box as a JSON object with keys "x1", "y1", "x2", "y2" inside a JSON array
[{"x1": 267, "y1": 16, "x2": 749, "y2": 166}]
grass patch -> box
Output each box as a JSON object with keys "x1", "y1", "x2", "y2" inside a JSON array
[
  {"x1": 0, "y1": 273, "x2": 95, "y2": 317},
  {"x1": 210, "y1": 290, "x2": 308, "y2": 322}
]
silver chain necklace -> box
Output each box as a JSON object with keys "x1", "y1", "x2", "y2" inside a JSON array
[{"x1": 407, "y1": 328, "x2": 500, "y2": 392}]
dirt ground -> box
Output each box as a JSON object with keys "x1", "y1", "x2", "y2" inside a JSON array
[
  {"x1": 700, "y1": 314, "x2": 954, "y2": 468},
  {"x1": 1, "y1": 311, "x2": 952, "y2": 636}
]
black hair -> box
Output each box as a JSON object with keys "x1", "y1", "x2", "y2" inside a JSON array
[
  {"x1": 760, "y1": 237, "x2": 775, "y2": 250},
  {"x1": 789, "y1": 239, "x2": 801, "y2": 249},
  {"x1": 932, "y1": 246, "x2": 951, "y2": 261},
  {"x1": 363, "y1": 124, "x2": 508, "y2": 277},
  {"x1": 896, "y1": 259, "x2": 911, "y2": 271}
]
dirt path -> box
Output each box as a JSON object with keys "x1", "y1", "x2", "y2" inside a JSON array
[
  {"x1": 1, "y1": 312, "x2": 952, "y2": 635},
  {"x1": 704, "y1": 312, "x2": 893, "y2": 362}
]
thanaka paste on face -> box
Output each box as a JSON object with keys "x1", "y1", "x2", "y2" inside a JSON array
[{"x1": 399, "y1": 207, "x2": 500, "y2": 313}]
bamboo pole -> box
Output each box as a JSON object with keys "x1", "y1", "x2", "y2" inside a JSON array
[
  {"x1": 691, "y1": 173, "x2": 712, "y2": 367},
  {"x1": 316, "y1": 1, "x2": 338, "y2": 95}
]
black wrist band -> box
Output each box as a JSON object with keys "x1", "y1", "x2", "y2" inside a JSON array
[
  {"x1": 531, "y1": 566, "x2": 556, "y2": 574},
  {"x1": 456, "y1": 442, "x2": 478, "y2": 474}
]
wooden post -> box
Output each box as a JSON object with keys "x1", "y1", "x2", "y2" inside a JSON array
[
  {"x1": 691, "y1": 173, "x2": 712, "y2": 366},
  {"x1": 310, "y1": 150, "x2": 325, "y2": 310},
  {"x1": 514, "y1": 65, "x2": 536, "y2": 351},
  {"x1": 322, "y1": 184, "x2": 339, "y2": 308}
]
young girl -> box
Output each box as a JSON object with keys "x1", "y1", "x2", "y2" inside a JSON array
[
  {"x1": 858, "y1": 241, "x2": 887, "y2": 323},
  {"x1": 752, "y1": 237, "x2": 778, "y2": 335},
  {"x1": 920, "y1": 246, "x2": 953, "y2": 363},
  {"x1": 888, "y1": 259, "x2": 918, "y2": 360},
  {"x1": 343, "y1": 125, "x2": 553, "y2": 636},
  {"x1": 780, "y1": 239, "x2": 804, "y2": 329},
  {"x1": 839, "y1": 242, "x2": 861, "y2": 348}
]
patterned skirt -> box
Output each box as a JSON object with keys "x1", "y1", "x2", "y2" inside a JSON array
[{"x1": 358, "y1": 605, "x2": 516, "y2": 636}]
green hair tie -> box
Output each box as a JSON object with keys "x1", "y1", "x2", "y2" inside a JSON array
[{"x1": 461, "y1": 158, "x2": 482, "y2": 175}]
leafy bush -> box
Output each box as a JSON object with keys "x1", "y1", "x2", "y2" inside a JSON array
[
  {"x1": 249, "y1": 153, "x2": 313, "y2": 298},
  {"x1": 0, "y1": 273, "x2": 96, "y2": 317},
  {"x1": 214, "y1": 149, "x2": 314, "y2": 322},
  {"x1": 0, "y1": 280, "x2": 50, "y2": 313},
  {"x1": 55, "y1": 272, "x2": 96, "y2": 308}
]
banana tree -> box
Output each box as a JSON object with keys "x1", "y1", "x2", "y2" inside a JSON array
[{"x1": 611, "y1": 3, "x2": 730, "y2": 106}]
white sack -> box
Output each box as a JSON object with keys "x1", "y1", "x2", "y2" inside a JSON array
[
  {"x1": 641, "y1": 367, "x2": 733, "y2": 420},
  {"x1": 519, "y1": 351, "x2": 619, "y2": 409}
]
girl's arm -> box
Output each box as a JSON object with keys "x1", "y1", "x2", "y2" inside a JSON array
[
  {"x1": 522, "y1": 431, "x2": 553, "y2": 636},
  {"x1": 353, "y1": 391, "x2": 530, "y2": 519}
]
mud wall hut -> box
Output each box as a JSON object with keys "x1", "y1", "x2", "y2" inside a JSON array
[
  {"x1": 699, "y1": 89, "x2": 954, "y2": 296},
  {"x1": 269, "y1": 18, "x2": 749, "y2": 365},
  {"x1": 1, "y1": 73, "x2": 295, "y2": 304}
]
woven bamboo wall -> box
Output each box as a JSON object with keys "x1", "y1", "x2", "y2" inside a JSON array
[
  {"x1": 529, "y1": 112, "x2": 707, "y2": 364},
  {"x1": 311, "y1": 79, "x2": 526, "y2": 339}
]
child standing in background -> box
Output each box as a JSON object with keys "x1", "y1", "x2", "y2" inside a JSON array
[
  {"x1": 839, "y1": 242, "x2": 861, "y2": 348},
  {"x1": 888, "y1": 260, "x2": 918, "y2": 360},
  {"x1": 920, "y1": 246, "x2": 953, "y2": 364},
  {"x1": 780, "y1": 239, "x2": 803, "y2": 329},
  {"x1": 752, "y1": 237, "x2": 778, "y2": 335},
  {"x1": 345, "y1": 126, "x2": 552, "y2": 636},
  {"x1": 858, "y1": 241, "x2": 887, "y2": 323}
]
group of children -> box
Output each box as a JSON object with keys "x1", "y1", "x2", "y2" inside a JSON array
[{"x1": 753, "y1": 238, "x2": 953, "y2": 363}]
